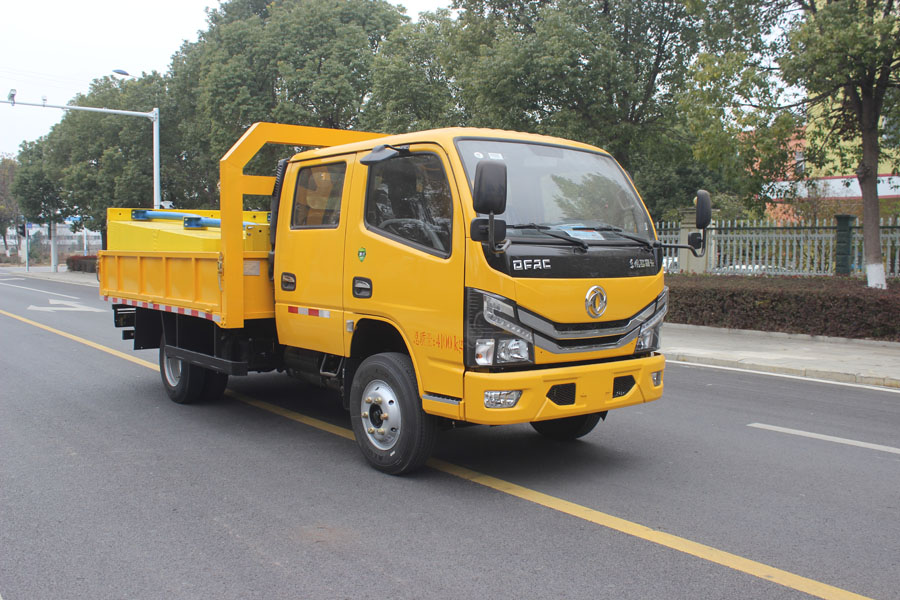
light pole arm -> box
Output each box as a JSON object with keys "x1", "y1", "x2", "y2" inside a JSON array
[{"x1": 1, "y1": 98, "x2": 161, "y2": 209}]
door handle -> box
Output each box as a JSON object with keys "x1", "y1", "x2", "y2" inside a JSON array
[
  {"x1": 281, "y1": 272, "x2": 296, "y2": 291},
  {"x1": 352, "y1": 277, "x2": 372, "y2": 299}
]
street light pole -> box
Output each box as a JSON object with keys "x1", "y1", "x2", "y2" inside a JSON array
[{"x1": 1, "y1": 94, "x2": 161, "y2": 209}]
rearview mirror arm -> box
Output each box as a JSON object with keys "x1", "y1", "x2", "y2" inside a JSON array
[
  {"x1": 659, "y1": 228, "x2": 707, "y2": 258},
  {"x1": 488, "y1": 211, "x2": 511, "y2": 254}
]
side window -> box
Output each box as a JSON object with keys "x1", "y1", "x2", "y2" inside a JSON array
[
  {"x1": 291, "y1": 162, "x2": 347, "y2": 228},
  {"x1": 365, "y1": 153, "x2": 453, "y2": 255}
]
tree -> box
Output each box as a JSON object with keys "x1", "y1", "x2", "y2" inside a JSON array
[
  {"x1": 366, "y1": 0, "x2": 723, "y2": 217},
  {"x1": 0, "y1": 155, "x2": 18, "y2": 250},
  {"x1": 167, "y1": 0, "x2": 405, "y2": 201},
  {"x1": 361, "y1": 11, "x2": 465, "y2": 132},
  {"x1": 783, "y1": 0, "x2": 900, "y2": 288},
  {"x1": 451, "y1": 0, "x2": 704, "y2": 172},
  {"x1": 688, "y1": 0, "x2": 900, "y2": 288},
  {"x1": 12, "y1": 140, "x2": 65, "y2": 227}
]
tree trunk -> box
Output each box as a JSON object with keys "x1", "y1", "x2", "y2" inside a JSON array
[{"x1": 857, "y1": 104, "x2": 885, "y2": 289}]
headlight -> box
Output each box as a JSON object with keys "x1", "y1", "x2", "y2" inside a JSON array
[
  {"x1": 466, "y1": 288, "x2": 534, "y2": 367},
  {"x1": 634, "y1": 288, "x2": 667, "y2": 353}
]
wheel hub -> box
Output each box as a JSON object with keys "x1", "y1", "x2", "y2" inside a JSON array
[
  {"x1": 360, "y1": 379, "x2": 402, "y2": 450},
  {"x1": 164, "y1": 355, "x2": 182, "y2": 386}
]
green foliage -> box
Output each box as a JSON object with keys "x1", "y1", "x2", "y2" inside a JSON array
[
  {"x1": 169, "y1": 0, "x2": 405, "y2": 198},
  {"x1": 685, "y1": 0, "x2": 900, "y2": 284},
  {"x1": 0, "y1": 155, "x2": 18, "y2": 247},
  {"x1": 14, "y1": 0, "x2": 835, "y2": 235},
  {"x1": 779, "y1": 1, "x2": 900, "y2": 175},
  {"x1": 12, "y1": 140, "x2": 65, "y2": 225},
  {"x1": 361, "y1": 11, "x2": 465, "y2": 132}
]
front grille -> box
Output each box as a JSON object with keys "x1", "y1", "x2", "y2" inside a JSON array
[
  {"x1": 547, "y1": 383, "x2": 576, "y2": 405},
  {"x1": 613, "y1": 375, "x2": 635, "y2": 398},
  {"x1": 518, "y1": 288, "x2": 668, "y2": 355}
]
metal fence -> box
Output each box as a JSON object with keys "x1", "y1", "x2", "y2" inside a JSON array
[
  {"x1": 3, "y1": 225, "x2": 103, "y2": 262},
  {"x1": 656, "y1": 221, "x2": 680, "y2": 272},
  {"x1": 654, "y1": 218, "x2": 900, "y2": 277}
]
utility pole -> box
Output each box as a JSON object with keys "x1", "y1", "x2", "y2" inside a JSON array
[{"x1": 2, "y1": 90, "x2": 161, "y2": 209}]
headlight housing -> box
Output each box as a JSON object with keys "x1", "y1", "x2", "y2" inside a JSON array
[
  {"x1": 466, "y1": 288, "x2": 534, "y2": 367},
  {"x1": 634, "y1": 287, "x2": 667, "y2": 353}
]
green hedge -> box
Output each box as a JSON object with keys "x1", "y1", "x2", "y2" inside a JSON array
[
  {"x1": 666, "y1": 274, "x2": 900, "y2": 341},
  {"x1": 65, "y1": 255, "x2": 98, "y2": 273}
]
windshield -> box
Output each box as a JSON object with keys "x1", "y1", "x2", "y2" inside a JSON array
[{"x1": 457, "y1": 139, "x2": 654, "y2": 243}]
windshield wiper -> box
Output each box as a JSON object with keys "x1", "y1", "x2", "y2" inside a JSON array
[
  {"x1": 571, "y1": 225, "x2": 658, "y2": 250},
  {"x1": 506, "y1": 223, "x2": 589, "y2": 251}
]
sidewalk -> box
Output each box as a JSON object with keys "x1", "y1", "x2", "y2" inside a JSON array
[
  {"x1": 0, "y1": 265, "x2": 100, "y2": 287},
  {"x1": 662, "y1": 323, "x2": 900, "y2": 389},
  {"x1": 4, "y1": 266, "x2": 900, "y2": 390}
]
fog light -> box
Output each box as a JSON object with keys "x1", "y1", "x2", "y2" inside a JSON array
[
  {"x1": 484, "y1": 390, "x2": 522, "y2": 408},
  {"x1": 475, "y1": 339, "x2": 495, "y2": 366},
  {"x1": 651, "y1": 370, "x2": 662, "y2": 386}
]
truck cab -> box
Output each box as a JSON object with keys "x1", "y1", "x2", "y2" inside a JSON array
[{"x1": 100, "y1": 123, "x2": 710, "y2": 474}]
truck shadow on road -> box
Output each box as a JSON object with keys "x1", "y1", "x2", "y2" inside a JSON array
[{"x1": 212, "y1": 372, "x2": 648, "y2": 482}]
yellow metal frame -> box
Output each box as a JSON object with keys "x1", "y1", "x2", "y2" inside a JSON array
[{"x1": 218, "y1": 123, "x2": 383, "y2": 327}]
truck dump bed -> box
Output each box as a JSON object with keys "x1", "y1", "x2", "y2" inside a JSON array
[
  {"x1": 100, "y1": 208, "x2": 273, "y2": 322},
  {"x1": 98, "y1": 122, "x2": 384, "y2": 327}
]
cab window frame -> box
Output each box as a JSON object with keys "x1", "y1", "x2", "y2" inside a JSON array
[
  {"x1": 363, "y1": 151, "x2": 454, "y2": 259},
  {"x1": 289, "y1": 160, "x2": 348, "y2": 230}
]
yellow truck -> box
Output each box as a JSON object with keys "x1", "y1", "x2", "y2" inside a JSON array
[{"x1": 99, "y1": 122, "x2": 710, "y2": 474}]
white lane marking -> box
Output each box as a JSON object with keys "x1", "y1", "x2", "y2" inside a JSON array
[
  {"x1": 667, "y1": 359, "x2": 900, "y2": 395},
  {"x1": 748, "y1": 423, "x2": 900, "y2": 456},
  {"x1": 0, "y1": 277, "x2": 26, "y2": 281},
  {"x1": 27, "y1": 299, "x2": 105, "y2": 313},
  {"x1": 0, "y1": 281, "x2": 80, "y2": 299}
]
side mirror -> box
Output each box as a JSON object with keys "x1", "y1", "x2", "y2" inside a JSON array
[
  {"x1": 470, "y1": 218, "x2": 507, "y2": 243},
  {"x1": 688, "y1": 232, "x2": 702, "y2": 250},
  {"x1": 473, "y1": 161, "x2": 507, "y2": 215},
  {"x1": 695, "y1": 189, "x2": 711, "y2": 230}
]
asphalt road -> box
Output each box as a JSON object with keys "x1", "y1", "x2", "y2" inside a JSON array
[{"x1": 1, "y1": 274, "x2": 898, "y2": 600}]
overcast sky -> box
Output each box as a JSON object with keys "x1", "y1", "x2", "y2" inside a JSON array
[{"x1": 0, "y1": 0, "x2": 449, "y2": 157}]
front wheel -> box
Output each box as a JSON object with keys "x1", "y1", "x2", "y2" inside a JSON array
[
  {"x1": 349, "y1": 353, "x2": 438, "y2": 475},
  {"x1": 159, "y1": 334, "x2": 208, "y2": 404},
  {"x1": 530, "y1": 412, "x2": 605, "y2": 440}
]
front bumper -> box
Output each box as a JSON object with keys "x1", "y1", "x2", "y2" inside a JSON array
[{"x1": 461, "y1": 353, "x2": 665, "y2": 425}]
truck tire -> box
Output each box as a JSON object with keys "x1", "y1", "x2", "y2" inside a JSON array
[
  {"x1": 201, "y1": 371, "x2": 229, "y2": 402},
  {"x1": 159, "y1": 334, "x2": 208, "y2": 404},
  {"x1": 530, "y1": 412, "x2": 604, "y2": 440},
  {"x1": 349, "y1": 353, "x2": 438, "y2": 475}
]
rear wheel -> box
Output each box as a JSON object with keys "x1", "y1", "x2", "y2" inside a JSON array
[
  {"x1": 200, "y1": 371, "x2": 229, "y2": 402},
  {"x1": 159, "y1": 334, "x2": 208, "y2": 404},
  {"x1": 349, "y1": 353, "x2": 438, "y2": 475},
  {"x1": 530, "y1": 412, "x2": 604, "y2": 440}
]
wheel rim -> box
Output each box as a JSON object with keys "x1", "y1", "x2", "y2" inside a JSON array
[
  {"x1": 359, "y1": 379, "x2": 402, "y2": 451},
  {"x1": 163, "y1": 353, "x2": 183, "y2": 387}
]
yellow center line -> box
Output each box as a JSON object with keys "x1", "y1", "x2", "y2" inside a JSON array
[
  {"x1": 0, "y1": 307, "x2": 873, "y2": 600},
  {"x1": 0, "y1": 308, "x2": 158, "y2": 370}
]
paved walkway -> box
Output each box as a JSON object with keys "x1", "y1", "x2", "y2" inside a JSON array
[
  {"x1": 4, "y1": 265, "x2": 899, "y2": 390},
  {"x1": 662, "y1": 324, "x2": 900, "y2": 389}
]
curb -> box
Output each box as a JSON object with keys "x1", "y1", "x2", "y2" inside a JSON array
[{"x1": 667, "y1": 352, "x2": 900, "y2": 390}]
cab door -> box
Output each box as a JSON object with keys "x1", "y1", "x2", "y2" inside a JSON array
[
  {"x1": 275, "y1": 154, "x2": 356, "y2": 355},
  {"x1": 343, "y1": 145, "x2": 466, "y2": 400}
]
